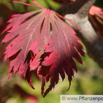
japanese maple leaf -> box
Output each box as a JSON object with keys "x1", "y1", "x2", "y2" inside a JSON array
[{"x1": 1, "y1": 0, "x2": 84, "y2": 97}]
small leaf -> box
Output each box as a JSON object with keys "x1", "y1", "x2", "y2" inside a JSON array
[{"x1": 89, "y1": 6, "x2": 103, "y2": 39}]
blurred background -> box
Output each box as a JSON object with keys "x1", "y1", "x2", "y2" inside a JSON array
[{"x1": 0, "y1": 0, "x2": 103, "y2": 103}]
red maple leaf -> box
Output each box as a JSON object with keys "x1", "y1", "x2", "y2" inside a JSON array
[{"x1": 1, "y1": 0, "x2": 84, "y2": 97}]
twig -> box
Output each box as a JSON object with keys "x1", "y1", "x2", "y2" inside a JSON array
[{"x1": 64, "y1": 0, "x2": 103, "y2": 68}]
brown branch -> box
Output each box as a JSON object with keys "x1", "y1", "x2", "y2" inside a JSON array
[
  {"x1": 64, "y1": 0, "x2": 103, "y2": 68},
  {"x1": 76, "y1": 0, "x2": 95, "y2": 18}
]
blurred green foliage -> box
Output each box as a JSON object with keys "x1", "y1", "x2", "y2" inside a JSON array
[{"x1": 0, "y1": 0, "x2": 103, "y2": 103}]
